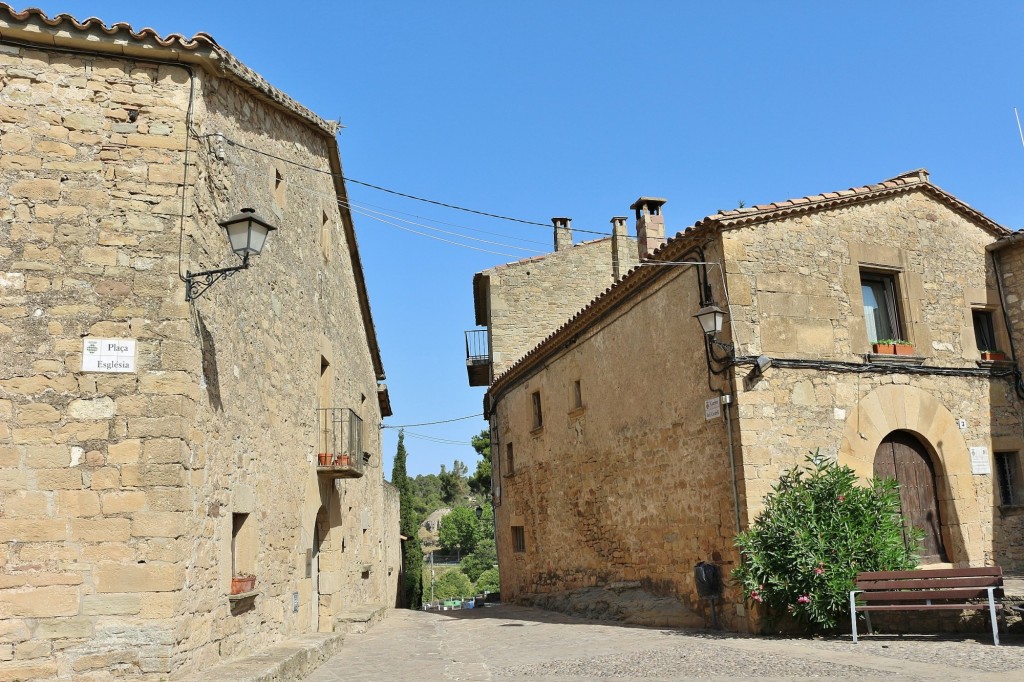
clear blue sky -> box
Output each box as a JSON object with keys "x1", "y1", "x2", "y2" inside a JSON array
[{"x1": 27, "y1": 2, "x2": 1024, "y2": 477}]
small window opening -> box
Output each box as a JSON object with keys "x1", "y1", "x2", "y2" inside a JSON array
[
  {"x1": 531, "y1": 391, "x2": 543, "y2": 430},
  {"x1": 506, "y1": 443, "x2": 514, "y2": 476},
  {"x1": 996, "y1": 452, "x2": 1024, "y2": 506},
  {"x1": 860, "y1": 271, "x2": 904, "y2": 343},
  {"x1": 973, "y1": 310, "x2": 997, "y2": 353},
  {"x1": 231, "y1": 512, "x2": 256, "y2": 578},
  {"x1": 321, "y1": 210, "x2": 331, "y2": 261},
  {"x1": 511, "y1": 526, "x2": 526, "y2": 553},
  {"x1": 572, "y1": 380, "x2": 582, "y2": 410}
]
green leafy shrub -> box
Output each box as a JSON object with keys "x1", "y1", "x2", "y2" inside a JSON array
[
  {"x1": 434, "y1": 568, "x2": 474, "y2": 601},
  {"x1": 733, "y1": 454, "x2": 922, "y2": 631},
  {"x1": 475, "y1": 567, "x2": 500, "y2": 593},
  {"x1": 460, "y1": 539, "x2": 497, "y2": 582}
]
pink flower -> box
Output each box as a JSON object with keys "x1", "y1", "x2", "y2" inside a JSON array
[
  {"x1": 837, "y1": 495, "x2": 845, "y2": 502},
  {"x1": 797, "y1": 594, "x2": 810, "y2": 604},
  {"x1": 751, "y1": 590, "x2": 763, "y2": 603},
  {"x1": 815, "y1": 567, "x2": 824, "y2": 576}
]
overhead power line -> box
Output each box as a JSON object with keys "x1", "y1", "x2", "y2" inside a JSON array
[
  {"x1": 200, "y1": 131, "x2": 617, "y2": 236},
  {"x1": 382, "y1": 413, "x2": 483, "y2": 428}
]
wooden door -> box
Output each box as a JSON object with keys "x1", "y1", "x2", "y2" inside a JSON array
[{"x1": 873, "y1": 431, "x2": 947, "y2": 563}]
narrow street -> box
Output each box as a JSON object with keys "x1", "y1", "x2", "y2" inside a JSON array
[{"x1": 304, "y1": 604, "x2": 1023, "y2": 681}]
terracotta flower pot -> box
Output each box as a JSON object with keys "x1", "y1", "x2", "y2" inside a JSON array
[
  {"x1": 893, "y1": 344, "x2": 913, "y2": 356},
  {"x1": 981, "y1": 351, "x2": 1007, "y2": 361},
  {"x1": 872, "y1": 343, "x2": 895, "y2": 354},
  {"x1": 317, "y1": 453, "x2": 331, "y2": 466},
  {"x1": 231, "y1": 575, "x2": 255, "y2": 594},
  {"x1": 339, "y1": 454, "x2": 351, "y2": 467}
]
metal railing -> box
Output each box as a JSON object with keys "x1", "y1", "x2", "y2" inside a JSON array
[
  {"x1": 316, "y1": 407, "x2": 364, "y2": 475},
  {"x1": 465, "y1": 329, "x2": 489, "y2": 362}
]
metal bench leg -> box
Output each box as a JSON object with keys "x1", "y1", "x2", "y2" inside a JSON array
[
  {"x1": 849, "y1": 590, "x2": 859, "y2": 643},
  {"x1": 987, "y1": 587, "x2": 1000, "y2": 646}
]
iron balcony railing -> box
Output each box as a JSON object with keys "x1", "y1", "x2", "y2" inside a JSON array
[
  {"x1": 316, "y1": 407, "x2": 364, "y2": 477},
  {"x1": 465, "y1": 329, "x2": 489, "y2": 362},
  {"x1": 465, "y1": 329, "x2": 490, "y2": 387}
]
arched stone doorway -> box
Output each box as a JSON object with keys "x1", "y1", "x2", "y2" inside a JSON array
[
  {"x1": 838, "y1": 384, "x2": 987, "y2": 566},
  {"x1": 873, "y1": 431, "x2": 947, "y2": 563}
]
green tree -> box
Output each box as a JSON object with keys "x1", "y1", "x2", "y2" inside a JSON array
[
  {"x1": 434, "y1": 569, "x2": 473, "y2": 600},
  {"x1": 439, "y1": 460, "x2": 468, "y2": 504},
  {"x1": 475, "y1": 567, "x2": 500, "y2": 594},
  {"x1": 733, "y1": 453, "x2": 921, "y2": 632},
  {"x1": 460, "y1": 538, "x2": 496, "y2": 582},
  {"x1": 438, "y1": 505, "x2": 480, "y2": 556},
  {"x1": 391, "y1": 431, "x2": 423, "y2": 608},
  {"x1": 468, "y1": 430, "x2": 492, "y2": 499}
]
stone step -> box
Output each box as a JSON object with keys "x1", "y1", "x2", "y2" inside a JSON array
[
  {"x1": 171, "y1": 605, "x2": 392, "y2": 681},
  {"x1": 334, "y1": 603, "x2": 388, "y2": 634}
]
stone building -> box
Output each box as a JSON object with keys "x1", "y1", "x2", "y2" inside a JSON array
[
  {"x1": 481, "y1": 169, "x2": 1024, "y2": 631},
  {"x1": 0, "y1": 6, "x2": 400, "y2": 680},
  {"x1": 466, "y1": 215, "x2": 640, "y2": 386}
]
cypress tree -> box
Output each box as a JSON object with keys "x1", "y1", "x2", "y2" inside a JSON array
[{"x1": 391, "y1": 431, "x2": 423, "y2": 608}]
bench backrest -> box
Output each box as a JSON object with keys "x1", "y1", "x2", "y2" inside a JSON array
[{"x1": 855, "y1": 567, "x2": 1003, "y2": 602}]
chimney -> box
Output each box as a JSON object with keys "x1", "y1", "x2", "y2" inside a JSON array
[
  {"x1": 630, "y1": 197, "x2": 667, "y2": 259},
  {"x1": 611, "y1": 216, "x2": 630, "y2": 281},
  {"x1": 552, "y1": 217, "x2": 572, "y2": 251}
]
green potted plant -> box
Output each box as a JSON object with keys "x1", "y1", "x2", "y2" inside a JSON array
[{"x1": 980, "y1": 349, "x2": 1007, "y2": 361}]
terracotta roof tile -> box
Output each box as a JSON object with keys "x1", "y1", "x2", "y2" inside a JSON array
[{"x1": 0, "y1": 4, "x2": 217, "y2": 49}]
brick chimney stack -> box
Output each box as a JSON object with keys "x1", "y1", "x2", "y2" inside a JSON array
[
  {"x1": 611, "y1": 216, "x2": 630, "y2": 281},
  {"x1": 630, "y1": 197, "x2": 667, "y2": 259},
  {"x1": 552, "y1": 217, "x2": 573, "y2": 252}
]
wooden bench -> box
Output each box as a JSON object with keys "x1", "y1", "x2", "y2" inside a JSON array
[{"x1": 849, "y1": 567, "x2": 1004, "y2": 645}]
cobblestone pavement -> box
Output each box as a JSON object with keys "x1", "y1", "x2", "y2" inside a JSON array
[{"x1": 304, "y1": 604, "x2": 1024, "y2": 681}]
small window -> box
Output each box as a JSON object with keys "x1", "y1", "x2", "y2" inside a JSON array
[
  {"x1": 531, "y1": 391, "x2": 543, "y2": 430},
  {"x1": 861, "y1": 272, "x2": 903, "y2": 343},
  {"x1": 273, "y1": 167, "x2": 287, "y2": 206},
  {"x1": 231, "y1": 512, "x2": 256, "y2": 578},
  {"x1": 996, "y1": 452, "x2": 1024, "y2": 506},
  {"x1": 511, "y1": 525, "x2": 526, "y2": 553},
  {"x1": 973, "y1": 310, "x2": 997, "y2": 353},
  {"x1": 505, "y1": 443, "x2": 514, "y2": 476},
  {"x1": 572, "y1": 380, "x2": 582, "y2": 410}
]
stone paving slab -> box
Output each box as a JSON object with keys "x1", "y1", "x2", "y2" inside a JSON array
[{"x1": 303, "y1": 604, "x2": 1024, "y2": 681}]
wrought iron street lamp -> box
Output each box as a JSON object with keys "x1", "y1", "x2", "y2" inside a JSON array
[{"x1": 185, "y1": 208, "x2": 277, "y2": 302}]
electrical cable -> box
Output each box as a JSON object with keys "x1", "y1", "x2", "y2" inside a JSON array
[
  {"x1": 197, "y1": 131, "x2": 619, "y2": 236},
  {"x1": 227, "y1": 161, "x2": 542, "y2": 257},
  {"x1": 383, "y1": 414, "x2": 483, "y2": 428},
  {"x1": 401, "y1": 431, "x2": 473, "y2": 445}
]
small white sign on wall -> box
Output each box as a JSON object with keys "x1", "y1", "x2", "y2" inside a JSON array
[
  {"x1": 969, "y1": 447, "x2": 991, "y2": 475},
  {"x1": 81, "y1": 338, "x2": 137, "y2": 373},
  {"x1": 704, "y1": 397, "x2": 721, "y2": 421}
]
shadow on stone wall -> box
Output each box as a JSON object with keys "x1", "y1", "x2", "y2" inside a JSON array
[{"x1": 194, "y1": 311, "x2": 223, "y2": 412}]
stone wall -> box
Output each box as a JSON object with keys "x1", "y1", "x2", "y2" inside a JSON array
[
  {"x1": 0, "y1": 40, "x2": 398, "y2": 681},
  {"x1": 490, "y1": 240, "x2": 742, "y2": 628},
  {"x1": 724, "y1": 190, "x2": 1024, "y2": 572},
  {"x1": 989, "y1": 239, "x2": 1024, "y2": 568},
  {"x1": 480, "y1": 235, "x2": 637, "y2": 379}
]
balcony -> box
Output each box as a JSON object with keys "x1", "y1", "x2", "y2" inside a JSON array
[
  {"x1": 317, "y1": 407, "x2": 365, "y2": 479},
  {"x1": 465, "y1": 329, "x2": 490, "y2": 387}
]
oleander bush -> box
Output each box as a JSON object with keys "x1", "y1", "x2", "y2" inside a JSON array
[{"x1": 733, "y1": 453, "x2": 922, "y2": 631}]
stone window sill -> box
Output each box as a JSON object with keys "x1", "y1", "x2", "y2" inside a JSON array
[
  {"x1": 977, "y1": 359, "x2": 1014, "y2": 368},
  {"x1": 568, "y1": 406, "x2": 585, "y2": 418},
  {"x1": 997, "y1": 504, "x2": 1024, "y2": 517},
  {"x1": 227, "y1": 590, "x2": 259, "y2": 602},
  {"x1": 530, "y1": 426, "x2": 544, "y2": 436}
]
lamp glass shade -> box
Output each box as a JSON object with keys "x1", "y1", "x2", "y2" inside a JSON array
[
  {"x1": 219, "y1": 208, "x2": 277, "y2": 258},
  {"x1": 694, "y1": 305, "x2": 725, "y2": 336}
]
